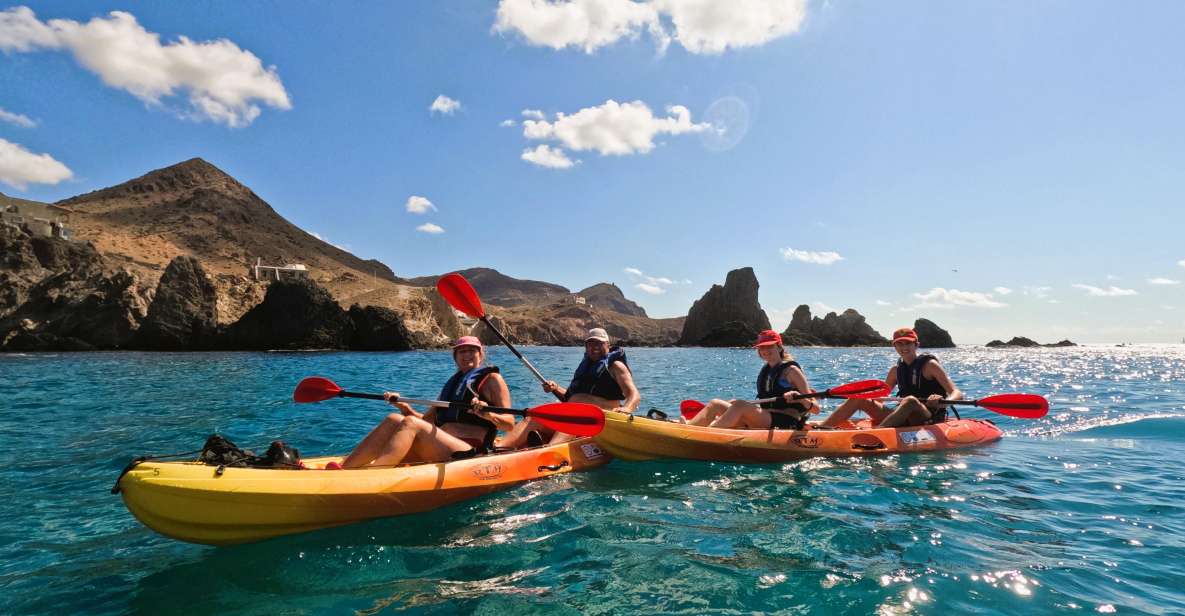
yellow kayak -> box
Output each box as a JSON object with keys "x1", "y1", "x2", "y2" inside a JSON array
[
  {"x1": 117, "y1": 438, "x2": 611, "y2": 545},
  {"x1": 594, "y1": 412, "x2": 1002, "y2": 462}
]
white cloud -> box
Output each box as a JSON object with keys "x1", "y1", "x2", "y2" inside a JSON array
[
  {"x1": 875, "y1": 300, "x2": 892, "y2": 306},
  {"x1": 0, "y1": 138, "x2": 73, "y2": 189},
  {"x1": 416, "y1": 223, "x2": 445, "y2": 234},
  {"x1": 521, "y1": 144, "x2": 576, "y2": 168},
  {"x1": 405, "y1": 195, "x2": 436, "y2": 214},
  {"x1": 492, "y1": 0, "x2": 806, "y2": 55},
  {"x1": 780, "y1": 248, "x2": 844, "y2": 265},
  {"x1": 625, "y1": 267, "x2": 677, "y2": 293},
  {"x1": 1148, "y1": 277, "x2": 1180, "y2": 286},
  {"x1": 812, "y1": 301, "x2": 837, "y2": 315},
  {"x1": 1023, "y1": 285, "x2": 1052, "y2": 299},
  {"x1": 522, "y1": 100, "x2": 707, "y2": 156},
  {"x1": 993, "y1": 286, "x2": 1013, "y2": 295},
  {"x1": 0, "y1": 107, "x2": 36, "y2": 128},
  {"x1": 499, "y1": 119, "x2": 516, "y2": 127},
  {"x1": 1106, "y1": 274, "x2": 1120, "y2": 281},
  {"x1": 1178, "y1": 259, "x2": 1185, "y2": 269},
  {"x1": 521, "y1": 109, "x2": 545, "y2": 120},
  {"x1": 1072, "y1": 284, "x2": 1138, "y2": 297},
  {"x1": 656, "y1": 0, "x2": 808, "y2": 54},
  {"x1": 911, "y1": 287, "x2": 1007, "y2": 309},
  {"x1": 0, "y1": 7, "x2": 290, "y2": 127},
  {"x1": 429, "y1": 94, "x2": 460, "y2": 115}
]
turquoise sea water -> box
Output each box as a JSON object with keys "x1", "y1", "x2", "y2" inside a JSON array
[{"x1": 2, "y1": 345, "x2": 1184, "y2": 615}]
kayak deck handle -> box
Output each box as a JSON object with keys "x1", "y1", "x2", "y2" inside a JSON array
[{"x1": 538, "y1": 460, "x2": 570, "y2": 472}]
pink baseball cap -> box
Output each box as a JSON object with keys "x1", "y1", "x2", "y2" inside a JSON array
[{"x1": 452, "y1": 335, "x2": 483, "y2": 350}]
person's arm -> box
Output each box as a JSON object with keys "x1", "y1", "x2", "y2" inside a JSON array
[
  {"x1": 782, "y1": 366, "x2": 819, "y2": 413},
  {"x1": 383, "y1": 392, "x2": 423, "y2": 419},
  {"x1": 474, "y1": 373, "x2": 516, "y2": 431},
  {"x1": 542, "y1": 380, "x2": 568, "y2": 399},
  {"x1": 609, "y1": 362, "x2": 640, "y2": 414},
  {"x1": 885, "y1": 365, "x2": 898, "y2": 391},
  {"x1": 923, "y1": 361, "x2": 962, "y2": 407}
]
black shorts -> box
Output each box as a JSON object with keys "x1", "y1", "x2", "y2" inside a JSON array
[{"x1": 769, "y1": 409, "x2": 807, "y2": 430}]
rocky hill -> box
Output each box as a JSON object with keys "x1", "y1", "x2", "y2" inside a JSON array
[
  {"x1": 407, "y1": 267, "x2": 569, "y2": 307},
  {"x1": 52, "y1": 158, "x2": 460, "y2": 344},
  {"x1": 575, "y1": 283, "x2": 647, "y2": 317}
]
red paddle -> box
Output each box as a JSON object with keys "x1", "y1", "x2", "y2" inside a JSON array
[
  {"x1": 679, "y1": 379, "x2": 891, "y2": 419},
  {"x1": 874, "y1": 393, "x2": 1049, "y2": 419},
  {"x1": 294, "y1": 377, "x2": 604, "y2": 437},
  {"x1": 437, "y1": 273, "x2": 562, "y2": 400}
]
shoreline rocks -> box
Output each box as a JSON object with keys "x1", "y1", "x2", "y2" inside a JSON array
[
  {"x1": 914, "y1": 318, "x2": 955, "y2": 348},
  {"x1": 986, "y1": 337, "x2": 1077, "y2": 348},
  {"x1": 782, "y1": 305, "x2": 888, "y2": 347}
]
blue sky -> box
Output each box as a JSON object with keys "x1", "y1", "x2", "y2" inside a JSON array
[{"x1": 2, "y1": 1, "x2": 1183, "y2": 343}]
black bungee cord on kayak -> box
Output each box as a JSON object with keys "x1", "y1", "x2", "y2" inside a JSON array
[{"x1": 110, "y1": 435, "x2": 304, "y2": 494}]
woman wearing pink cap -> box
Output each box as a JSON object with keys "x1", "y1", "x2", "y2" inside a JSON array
[
  {"x1": 819, "y1": 327, "x2": 962, "y2": 428},
  {"x1": 335, "y1": 336, "x2": 517, "y2": 468},
  {"x1": 687, "y1": 329, "x2": 820, "y2": 430}
]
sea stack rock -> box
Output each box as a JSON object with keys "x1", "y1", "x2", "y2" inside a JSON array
[
  {"x1": 914, "y1": 318, "x2": 955, "y2": 348},
  {"x1": 986, "y1": 336, "x2": 1041, "y2": 348},
  {"x1": 782, "y1": 305, "x2": 889, "y2": 346},
  {"x1": 221, "y1": 277, "x2": 353, "y2": 350},
  {"x1": 134, "y1": 256, "x2": 219, "y2": 350},
  {"x1": 349, "y1": 305, "x2": 413, "y2": 351},
  {"x1": 678, "y1": 267, "x2": 771, "y2": 346}
]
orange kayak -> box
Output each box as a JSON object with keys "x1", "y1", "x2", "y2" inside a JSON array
[
  {"x1": 594, "y1": 412, "x2": 1002, "y2": 462},
  {"x1": 117, "y1": 438, "x2": 611, "y2": 545}
]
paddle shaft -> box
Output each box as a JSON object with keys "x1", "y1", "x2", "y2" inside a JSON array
[
  {"x1": 479, "y1": 315, "x2": 564, "y2": 401},
  {"x1": 875, "y1": 397, "x2": 1028, "y2": 409},
  {"x1": 746, "y1": 389, "x2": 855, "y2": 406},
  {"x1": 335, "y1": 390, "x2": 542, "y2": 416}
]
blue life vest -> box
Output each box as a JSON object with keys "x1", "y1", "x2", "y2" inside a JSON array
[
  {"x1": 566, "y1": 347, "x2": 629, "y2": 402},
  {"x1": 757, "y1": 360, "x2": 808, "y2": 412},
  {"x1": 435, "y1": 366, "x2": 500, "y2": 437},
  {"x1": 895, "y1": 354, "x2": 949, "y2": 422}
]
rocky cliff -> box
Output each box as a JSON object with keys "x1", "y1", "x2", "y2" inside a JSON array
[
  {"x1": 781, "y1": 305, "x2": 889, "y2": 347},
  {"x1": 986, "y1": 337, "x2": 1077, "y2": 348},
  {"x1": 678, "y1": 267, "x2": 771, "y2": 346},
  {"x1": 914, "y1": 318, "x2": 955, "y2": 348}
]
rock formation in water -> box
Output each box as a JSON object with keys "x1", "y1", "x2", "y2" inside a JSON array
[
  {"x1": 0, "y1": 225, "x2": 151, "y2": 350},
  {"x1": 914, "y1": 318, "x2": 955, "y2": 348},
  {"x1": 134, "y1": 256, "x2": 219, "y2": 350},
  {"x1": 220, "y1": 277, "x2": 354, "y2": 350},
  {"x1": 986, "y1": 336, "x2": 1077, "y2": 348},
  {"x1": 781, "y1": 305, "x2": 889, "y2": 347},
  {"x1": 678, "y1": 267, "x2": 771, "y2": 346},
  {"x1": 349, "y1": 305, "x2": 414, "y2": 351}
]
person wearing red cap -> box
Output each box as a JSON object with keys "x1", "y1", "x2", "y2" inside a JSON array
[
  {"x1": 335, "y1": 336, "x2": 517, "y2": 468},
  {"x1": 687, "y1": 329, "x2": 820, "y2": 430},
  {"x1": 820, "y1": 327, "x2": 963, "y2": 428}
]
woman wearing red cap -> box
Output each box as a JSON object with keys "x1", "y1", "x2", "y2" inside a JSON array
[
  {"x1": 335, "y1": 336, "x2": 517, "y2": 468},
  {"x1": 820, "y1": 327, "x2": 962, "y2": 428},
  {"x1": 687, "y1": 329, "x2": 820, "y2": 430}
]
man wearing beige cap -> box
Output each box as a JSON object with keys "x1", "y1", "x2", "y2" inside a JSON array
[{"x1": 502, "y1": 327, "x2": 640, "y2": 446}]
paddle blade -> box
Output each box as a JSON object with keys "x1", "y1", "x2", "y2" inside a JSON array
[
  {"x1": 977, "y1": 394, "x2": 1049, "y2": 418},
  {"x1": 294, "y1": 377, "x2": 342, "y2": 403},
  {"x1": 436, "y1": 273, "x2": 485, "y2": 319},
  {"x1": 829, "y1": 379, "x2": 891, "y2": 399},
  {"x1": 527, "y1": 402, "x2": 605, "y2": 437},
  {"x1": 680, "y1": 399, "x2": 706, "y2": 419}
]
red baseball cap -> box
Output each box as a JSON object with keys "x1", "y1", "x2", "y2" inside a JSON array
[
  {"x1": 892, "y1": 328, "x2": 918, "y2": 344},
  {"x1": 754, "y1": 329, "x2": 782, "y2": 347}
]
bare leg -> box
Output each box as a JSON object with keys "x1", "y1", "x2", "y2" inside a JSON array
[
  {"x1": 341, "y1": 413, "x2": 404, "y2": 468},
  {"x1": 688, "y1": 399, "x2": 731, "y2": 426},
  {"x1": 497, "y1": 417, "x2": 556, "y2": 449},
  {"x1": 820, "y1": 399, "x2": 887, "y2": 428},
  {"x1": 710, "y1": 401, "x2": 772, "y2": 429},
  {"x1": 877, "y1": 397, "x2": 932, "y2": 428}
]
